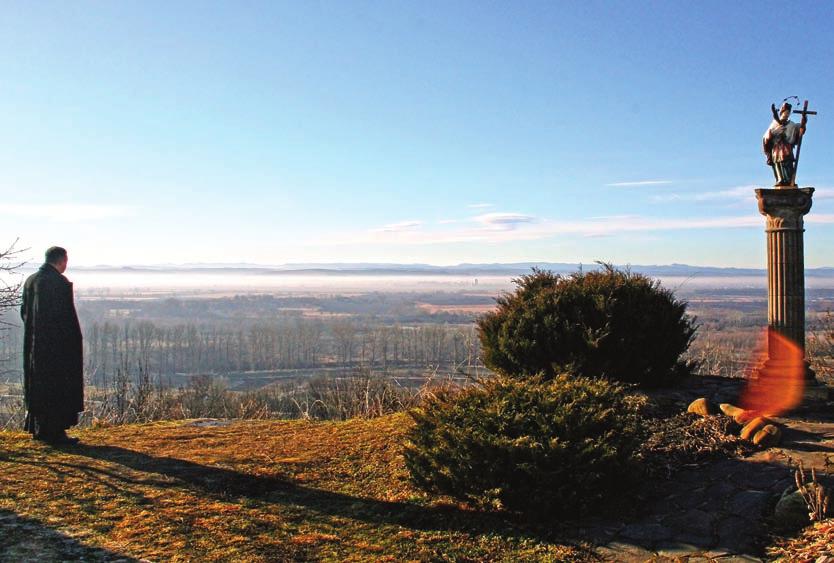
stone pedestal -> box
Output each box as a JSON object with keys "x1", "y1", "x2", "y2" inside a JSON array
[{"x1": 754, "y1": 187, "x2": 827, "y2": 399}]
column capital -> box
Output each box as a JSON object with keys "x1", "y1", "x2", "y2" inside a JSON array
[{"x1": 755, "y1": 187, "x2": 814, "y2": 231}]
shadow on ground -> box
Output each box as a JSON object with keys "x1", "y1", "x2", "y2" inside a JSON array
[
  {"x1": 0, "y1": 508, "x2": 137, "y2": 563},
  {"x1": 6, "y1": 443, "x2": 571, "y2": 546},
  {"x1": 21, "y1": 441, "x2": 811, "y2": 561}
]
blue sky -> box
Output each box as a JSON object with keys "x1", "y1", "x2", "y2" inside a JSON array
[{"x1": 2, "y1": 1, "x2": 833, "y2": 267}]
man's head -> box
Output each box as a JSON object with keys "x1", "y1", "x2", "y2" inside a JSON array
[
  {"x1": 45, "y1": 246, "x2": 68, "y2": 273},
  {"x1": 779, "y1": 102, "x2": 793, "y2": 124}
]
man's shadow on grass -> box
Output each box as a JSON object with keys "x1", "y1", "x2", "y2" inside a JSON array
[
  {"x1": 57, "y1": 443, "x2": 564, "y2": 543},
  {"x1": 0, "y1": 508, "x2": 138, "y2": 563}
]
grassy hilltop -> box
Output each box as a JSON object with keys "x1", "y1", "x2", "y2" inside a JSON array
[{"x1": 0, "y1": 416, "x2": 582, "y2": 562}]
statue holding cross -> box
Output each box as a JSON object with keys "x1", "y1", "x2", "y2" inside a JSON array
[
  {"x1": 754, "y1": 96, "x2": 828, "y2": 402},
  {"x1": 762, "y1": 98, "x2": 817, "y2": 187}
]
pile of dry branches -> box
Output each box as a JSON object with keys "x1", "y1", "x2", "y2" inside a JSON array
[{"x1": 637, "y1": 412, "x2": 756, "y2": 478}]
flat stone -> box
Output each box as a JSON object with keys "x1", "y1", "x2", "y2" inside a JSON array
[
  {"x1": 657, "y1": 490, "x2": 708, "y2": 512},
  {"x1": 655, "y1": 540, "x2": 703, "y2": 557},
  {"x1": 579, "y1": 524, "x2": 620, "y2": 544},
  {"x1": 661, "y1": 508, "x2": 715, "y2": 537},
  {"x1": 709, "y1": 459, "x2": 753, "y2": 481},
  {"x1": 736, "y1": 465, "x2": 788, "y2": 489},
  {"x1": 619, "y1": 522, "x2": 674, "y2": 543},
  {"x1": 714, "y1": 515, "x2": 762, "y2": 555},
  {"x1": 726, "y1": 490, "x2": 772, "y2": 517},
  {"x1": 769, "y1": 476, "x2": 795, "y2": 493},
  {"x1": 185, "y1": 419, "x2": 232, "y2": 427},
  {"x1": 598, "y1": 541, "x2": 657, "y2": 562},
  {"x1": 677, "y1": 469, "x2": 710, "y2": 485},
  {"x1": 672, "y1": 532, "x2": 716, "y2": 550},
  {"x1": 706, "y1": 480, "x2": 739, "y2": 499}
]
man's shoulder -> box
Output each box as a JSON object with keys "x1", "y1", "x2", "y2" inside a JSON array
[
  {"x1": 31, "y1": 265, "x2": 70, "y2": 289},
  {"x1": 24, "y1": 269, "x2": 44, "y2": 290}
]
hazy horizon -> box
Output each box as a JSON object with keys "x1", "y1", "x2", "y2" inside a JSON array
[
  {"x1": 11, "y1": 267, "x2": 834, "y2": 298},
  {"x1": 13, "y1": 258, "x2": 834, "y2": 271},
  {"x1": 9, "y1": 259, "x2": 834, "y2": 297}
]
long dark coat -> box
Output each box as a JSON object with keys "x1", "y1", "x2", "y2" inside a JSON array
[{"x1": 21, "y1": 264, "x2": 84, "y2": 431}]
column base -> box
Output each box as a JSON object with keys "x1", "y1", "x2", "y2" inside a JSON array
[
  {"x1": 757, "y1": 357, "x2": 815, "y2": 379},
  {"x1": 750, "y1": 358, "x2": 828, "y2": 413}
]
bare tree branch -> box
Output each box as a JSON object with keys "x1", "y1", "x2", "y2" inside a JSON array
[{"x1": 0, "y1": 239, "x2": 26, "y2": 326}]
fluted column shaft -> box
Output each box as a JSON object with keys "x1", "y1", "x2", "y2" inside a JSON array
[{"x1": 755, "y1": 187, "x2": 814, "y2": 373}]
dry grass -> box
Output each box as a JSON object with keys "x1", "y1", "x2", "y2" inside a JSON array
[
  {"x1": 0, "y1": 415, "x2": 584, "y2": 562},
  {"x1": 415, "y1": 303, "x2": 496, "y2": 315},
  {"x1": 767, "y1": 519, "x2": 834, "y2": 561}
]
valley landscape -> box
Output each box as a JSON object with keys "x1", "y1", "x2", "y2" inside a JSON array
[{"x1": 4, "y1": 262, "x2": 834, "y2": 428}]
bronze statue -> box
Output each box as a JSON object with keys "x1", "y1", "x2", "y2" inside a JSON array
[{"x1": 763, "y1": 99, "x2": 816, "y2": 187}]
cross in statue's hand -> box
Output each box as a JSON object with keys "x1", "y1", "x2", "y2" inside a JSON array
[
  {"x1": 790, "y1": 100, "x2": 818, "y2": 186},
  {"x1": 793, "y1": 100, "x2": 817, "y2": 128}
]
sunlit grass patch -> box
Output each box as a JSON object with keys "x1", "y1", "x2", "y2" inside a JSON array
[{"x1": 0, "y1": 415, "x2": 585, "y2": 561}]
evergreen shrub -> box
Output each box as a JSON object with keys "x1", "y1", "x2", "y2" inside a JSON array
[
  {"x1": 404, "y1": 375, "x2": 644, "y2": 517},
  {"x1": 477, "y1": 266, "x2": 696, "y2": 387}
]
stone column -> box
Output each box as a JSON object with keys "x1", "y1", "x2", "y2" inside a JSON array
[{"x1": 755, "y1": 187, "x2": 815, "y2": 380}]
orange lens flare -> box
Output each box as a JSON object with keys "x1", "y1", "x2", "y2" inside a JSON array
[{"x1": 740, "y1": 328, "x2": 805, "y2": 416}]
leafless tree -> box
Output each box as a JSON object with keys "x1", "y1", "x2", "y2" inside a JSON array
[
  {"x1": 0, "y1": 240, "x2": 25, "y2": 426},
  {"x1": 0, "y1": 240, "x2": 24, "y2": 323}
]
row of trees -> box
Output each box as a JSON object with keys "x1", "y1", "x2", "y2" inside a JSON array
[
  {"x1": 84, "y1": 319, "x2": 481, "y2": 376},
  {"x1": 1, "y1": 317, "x2": 483, "y2": 384}
]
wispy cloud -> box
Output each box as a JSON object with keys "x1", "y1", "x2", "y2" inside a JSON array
[
  {"x1": 473, "y1": 212, "x2": 536, "y2": 231},
  {"x1": 325, "y1": 210, "x2": 834, "y2": 248},
  {"x1": 0, "y1": 203, "x2": 133, "y2": 221},
  {"x1": 650, "y1": 185, "x2": 756, "y2": 204},
  {"x1": 372, "y1": 220, "x2": 423, "y2": 233},
  {"x1": 605, "y1": 180, "x2": 674, "y2": 187},
  {"x1": 807, "y1": 213, "x2": 834, "y2": 224},
  {"x1": 650, "y1": 185, "x2": 834, "y2": 206},
  {"x1": 467, "y1": 203, "x2": 494, "y2": 209},
  {"x1": 811, "y1": 187, "x2": 834, "y2": 200}
]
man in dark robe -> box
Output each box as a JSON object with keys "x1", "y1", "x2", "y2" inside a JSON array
[{"x1": 21, "y1": 246, "x2": 84, "y2": 444}]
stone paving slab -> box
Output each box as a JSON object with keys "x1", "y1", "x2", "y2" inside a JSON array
[{"x1": 586, "y1": 376, "x2": 834, "y2": 562}]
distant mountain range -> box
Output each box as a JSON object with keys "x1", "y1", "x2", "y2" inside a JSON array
[{"x1": 24, "y1": 262, "x2": 834, "y2": 278}]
